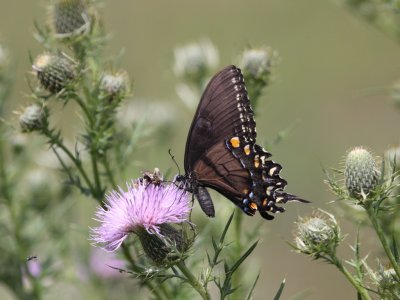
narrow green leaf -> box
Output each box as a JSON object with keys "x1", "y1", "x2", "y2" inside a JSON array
[
  {"x1": 230, "y1": 240, "x2": 259, "y2": 275},
  {"x1": 392, "y1": 235, "x2": 399, "y2": 263},
  {"x1": 220, "y1": 211, "x2": 235, "y2": 244},
  {"x1": 273, "y1": 278, "x2": 286, "y2": 300},
  {"x1": 246, "y1": 272, "x2": 260, "y2": 300}
]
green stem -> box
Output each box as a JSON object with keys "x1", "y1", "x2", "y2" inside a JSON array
[
  {"x1": 121, "y1": 244, "x2": 166, "y2": 300},
  {"x1": 102, "y1": 157, "x2": 117, "y2": 189},
  {"x1": 41, "y1": 127, "x2": 95, "y2": 195},
  {"x1": 368, "y1": 210, "x2": 400, "y2": 280},
  {"x1": 72, "y1": 94, "x2": 94, "y2": 126},
  {"x1": 90, "y1": 152, "x2": 102, "y2": 202},
  {"x1": 176, "y1": 261, "x2": 211, "y2": 300},
  {"x1": 332, "y1": 256, "x2": 372, "y2": 300}
]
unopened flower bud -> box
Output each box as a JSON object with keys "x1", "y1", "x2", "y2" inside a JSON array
[
  {"x1": 33, "y1": 52, "x2": 76, "y2": 93},
  {"x1": 52, "y1": 0, "x2": 90, "y2": 37},
  {"x1": 99, "y1": 70, "x2": 130, "y2": 100},
  {"x1": 240, "y1": 48, "x2": 273, "y2": 82},
  {"x1": 20, "y1": 104, "x2": 46, "y2": 132},
  {"x1": 377, "y1": 268, "x2": 400, "y2": 297},
  {"x1": 173, "y1": 38, "x2": 219, "y2": 84},
  {"x1": 345, "y1": 147, "x2": 379, "y2": 199},
  {"x1": 294, "y1": 210, "x2": 340, "y2": 258}
]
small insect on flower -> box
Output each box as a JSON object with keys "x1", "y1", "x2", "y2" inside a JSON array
[{"x1": 90, "y1": 175, "x2": 192, "y2": 259}]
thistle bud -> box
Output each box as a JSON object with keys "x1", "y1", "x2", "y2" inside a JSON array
[
  {"x1": 239, "y1": 47, "x2": 274, "y2": 82},
  {"x1": 99, "y1": 70, "x2": 130, "y2": 101},
  {"x1": 137, "y1": 224, "x2": 189, "y2": 265},
  {"x1": 20, "y1": 104, "x2": 46, "y2": 132},
  {"x1": 32, "y1": 52, "x2": 76, "y2": 93},
  {"x1": 294, "y1": 210, "x2": 340, "y2": 258},
  {"x1": 173, "y1": 38, "x2": 219, "y2": 85},
  {"x1": 52, "y1": 0, "x2": 91, "y2": 37},
  {"x1": 345, "y1": 147, "x2": 379, "y2": 199}
]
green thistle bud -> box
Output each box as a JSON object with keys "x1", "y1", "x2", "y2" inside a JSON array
[
  {"x1": 33, "y1": 52, "x2": 76, "y2": 93},
  {"x1": 19, "y1": 104, "x2": 46, "y2": 132},
  {"x1": 239, "y1": 48, "x2": 274, "y2": 82},
  {"x1": 294, "y1": 210, "x2": 340, "y2": 258},
  {"x1": 173, "y1": 38, "x2": 219, "y2": 84},
  {"x1": 345, "y1": 147, "x2": 380, "y2": 199},
  {"x1": 99, "y1": 70, "x2": 130, "y2": 101},
  {"x1": 137, "y1": 224, "x2": 189, "y2": 266},
  {"x1": 52, "y1": 0, "x2": 90, "y2": 37}
]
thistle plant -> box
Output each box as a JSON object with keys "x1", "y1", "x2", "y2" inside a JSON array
[{"x1": 292, "y1": 147, "x2": 400, "y2": 300}]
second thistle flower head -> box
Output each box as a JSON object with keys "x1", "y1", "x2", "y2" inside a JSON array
[
  {"x1": 32, "y1": 52, "x2": 76, "y2": 94},
  {"x1": 98, "y1": 70, "x2": 130, "y2": 101},
  {"x1": 294, "y1": 210, "x2": 340, "y2": 258},
  {"x1": 91, "y1": 178, "x2": 191, "y2": 258},
  {"x1": 345, "y1": 147, "x2": 380, "y2": 199}
]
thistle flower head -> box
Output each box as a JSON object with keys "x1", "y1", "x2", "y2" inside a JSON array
[
  {"x1": 19, "y1": 104, "x2": 47, "y2": 132},
  {"x1": 345, "y1": 147, "x2": 380, "y2": 199},
  {"x1": 239, "y1": 47, "x2": 274, "y2": 81},
  {"x1": 51, "y1": 0, "x2": 91, "y2": 38},
  {"x1": 173, "y1": 38, "x2": 219, "y2": 84},
  {"x1": 32, "y1": 52, "x2": 76, "y2": 94},
  {"x1": 99, "y1": 70, "x2": 130, "y2": 101},
  {"x1": 294, "y1": 210, "x2": 340, "y2": 258},
  {"x1": 91, "y1": 179, "x2": 191, "y2": 252}
]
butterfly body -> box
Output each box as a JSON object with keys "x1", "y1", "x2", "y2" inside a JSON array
[{"x1": 178, "y1": 65, "x2": 307, "y2": 220}]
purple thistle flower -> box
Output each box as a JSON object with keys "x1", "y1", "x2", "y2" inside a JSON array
[{"x1": 91, "y1": 180, "x2": 191, "y2": 252}]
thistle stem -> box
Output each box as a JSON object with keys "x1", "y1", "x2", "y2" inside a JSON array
[
  {"x1": 332, "y1": 255, "x2": 372, "y2": 300},
  {"x1": 367, "y1": 210, "x2": 400, "y2": 280},
  {"x1": 176, "y1": 261, "x2": 211, "y2": 300},
  {"x1": 41, "y1": 127, "x2": 95, "y2": 195},
  {"x1": 121, "y1": 244, "x2": 166, "y2": 300}
]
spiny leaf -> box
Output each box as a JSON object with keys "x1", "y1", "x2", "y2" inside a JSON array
[
  {"x1": 220, "y1": 211, "x2": 235, "y2": 245},
  {"x1": 229, "y1": 241, "x2": 258, "y2": 275},
  {"x1": 273, "y1": 278, "x2": 286, "y2": 300},
  {"x1": 246, "y1": 272, "x2": 260, "y2": 300},
  {"x1": 392, "y1": 235, "x2": 399, "y2": 263}
]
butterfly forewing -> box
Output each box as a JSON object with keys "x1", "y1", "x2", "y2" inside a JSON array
[{"x1": 183, "y1": 65, "x2": 308, "y2": 220}]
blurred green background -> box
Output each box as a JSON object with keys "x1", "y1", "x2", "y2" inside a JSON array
[{"x1": 1, "y1": 0, "x2": 400, "y2": 299}]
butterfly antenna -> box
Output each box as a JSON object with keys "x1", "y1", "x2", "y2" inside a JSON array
[{"x1": 168, "y1": 149, "x2": 181, "y2": 175}]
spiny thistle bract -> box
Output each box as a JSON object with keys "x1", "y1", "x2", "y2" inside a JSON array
[
  {"x1": 294, "y1": 210, "x2": 340, "y2": 258},
  {"x1": 32, "y1": 52, "x2": 76, "y2": 94},
  {"x1": 51, "y1": 0, "x2": 91, "y2": 37},
  {"x1": 345, "y1": 147, "x2": 380, "y2": 199},
  {"x1": 19, "y1": 104, "x2": 47, "y2": 132}
]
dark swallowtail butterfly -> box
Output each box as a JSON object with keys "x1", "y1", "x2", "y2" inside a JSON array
[{"x1": 176, "y1": 65, "x2": 308, "y2": 220}]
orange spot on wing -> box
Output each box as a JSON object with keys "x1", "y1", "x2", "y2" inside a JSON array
[{"x1": 230, "y1": 137, "x2": 240, "y2": 148}]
